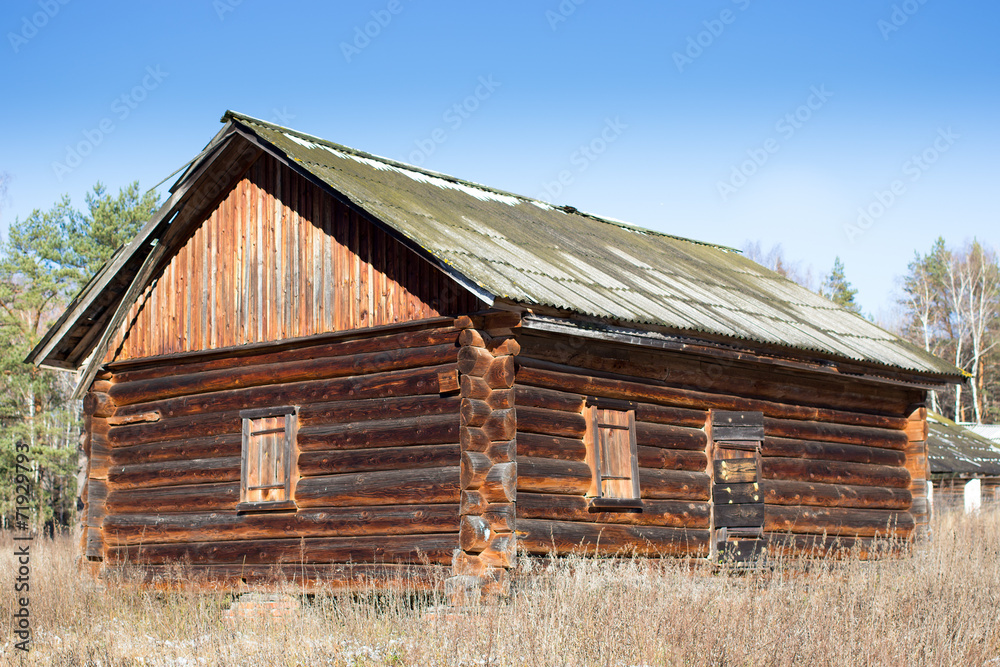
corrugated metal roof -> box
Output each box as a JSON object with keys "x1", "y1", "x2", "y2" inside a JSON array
[
  {"x1": 928, "y1": 413, "x2": 1000, "y2": 475},
  {"x1": 958, "y1": 423, "x2": 1000, "y2": 445},
  {"x1": 227, "y1": 111, "x2": 959, "y2": 377}
]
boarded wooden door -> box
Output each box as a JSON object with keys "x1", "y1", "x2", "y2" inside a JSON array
[{"x1": 712, "y1": 411, "x2": 765, "y2": 562}]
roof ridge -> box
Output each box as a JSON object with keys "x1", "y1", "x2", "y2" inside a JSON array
[{"x1": 221, "y1": 110, "x2": 731, "y2": 251}]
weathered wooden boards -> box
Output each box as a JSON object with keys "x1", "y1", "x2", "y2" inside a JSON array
[
  {"x1": 98, "y1": 322, "x2": 464, "y2": 576},
  {"x1": 450, "y1": 314, "x2": 519, "y2": 595},
  {"x1": 712, "y1": 411, "x2": 765, "y2": 563},
  {"x1": 516, "y1": 333, "x2": 917, "y2": 560},
  {"x1": 104, "y1": 152, "x2": 479, "y2": 364},
  {"x1": 904, "y1": 406, "x2": 931, "y2": 538},
  {"x1": 514, "y1": 342, "x2": 712, "y2": 558}
]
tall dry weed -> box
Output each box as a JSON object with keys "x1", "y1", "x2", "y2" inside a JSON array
[{"x1": 3, "y1": 509, "x2": 999, "y2": 666}]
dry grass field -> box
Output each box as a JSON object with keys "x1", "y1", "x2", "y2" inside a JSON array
[{"x1": 3, "y1": 509, "x2": 999, "y2": 666}]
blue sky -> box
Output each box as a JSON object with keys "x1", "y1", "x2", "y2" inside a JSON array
[{"x1": 1, "y1": 1, "x2": 997, "y2": 318}]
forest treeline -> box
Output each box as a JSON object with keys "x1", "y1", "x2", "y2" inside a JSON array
[
  {"x1": 0, "y1": 175, "x2": 158, "y2": 532},
  {"x1": 0, "y1": 174, "x2": 996, "y2": 530},
  {"x1": 747, "y1": 238, "x2": 1000, "y2": 424}
]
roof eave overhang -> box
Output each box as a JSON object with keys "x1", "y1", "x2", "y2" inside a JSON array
[
  {"x1": 28, "y1": 120, "x2": 495, "y2": 371},
  {"x1": 519, "y1": 312, "x2": 965, "y2": 391},
  {"x1": 26, "y1": 123, "x2": 246, "y2": 369}
]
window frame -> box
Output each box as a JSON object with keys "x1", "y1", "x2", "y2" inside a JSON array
[
  {"x1": 237, "y1": 405, "x2": 298, "y2": 512},
  {"x1": 584, "y1": 399, "x2": 642, "y2": 511}
]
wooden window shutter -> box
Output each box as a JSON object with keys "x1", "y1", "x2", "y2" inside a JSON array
[
  {"x1": 585, "y1": 402, "x2": 641, "y2": 510},
  {"x1": 238, "y1": 406, "x2": 297, "y2": 511}
]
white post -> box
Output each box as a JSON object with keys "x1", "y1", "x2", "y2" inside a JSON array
[
  {"x1": 925, "y1": 480, "x2": 934, "y2": 521},
  {"x1": 964, "y1": 478, "x2": 982, "y2": 514}
]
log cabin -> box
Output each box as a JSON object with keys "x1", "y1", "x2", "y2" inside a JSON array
[
  {"x1": 927, "y1": 412, "x2": 1000, "y2": 511},
  {"x1": 29, "y1": 111, "x2": 966, "y2": 593}
]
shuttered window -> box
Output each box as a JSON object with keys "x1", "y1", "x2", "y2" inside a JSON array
[
  {"x1": 238, "y1": 406, "x2": 296, "y2": 511},
  {"x1": 584, "y1": 403, "x2": 641, "y2": 510}
]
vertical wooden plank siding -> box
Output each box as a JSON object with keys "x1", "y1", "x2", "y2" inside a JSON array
[{"x1": 105, "y1": 154, "x2": 479, "y2": 363}]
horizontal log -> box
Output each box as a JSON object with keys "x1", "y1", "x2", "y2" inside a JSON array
[
  {"x1": 636, "y1": 446, "x2": 707, "y2": 472},
  {"x1": 516, "y1": 492, "x2": 709, "y2": 529},
  {"x1": 460, "y1": 515, "x2": 491, "y2": 552},
  {"x1": 761, "y1": 437, "x2": 905, "y2": 467},
  {"x1": 517, "y1": 518, "x2": 709, "y2": 557},
  {"x1": 635, "y1": 403, "x2": 708, "y2": 428},
  {"x1": 487, "y1": 389, "x2": 513, "y2": 410},
  {"x1": 117, "y1": 563, "x2": 450, "y2": 592},
  {"x1": 111, "y1": 434, "x2": 243, "y2": 466},
  {"x1": 762, "y1": 457, "x2": 910, "y2": 489},
  {"x1": 715, "y1": 503, "x2": 764, "y2": 528},
  {"x1": 516, "y1": 433, "x2": 586, "y2": 461},
  {"x1": 437, "y1": 368, "x2": 460, "y2": 394},
  {"x1": 299, "y1": 395, "x2": 460, "y2": 427},
  {"x1": 714, "y1": 459, "x2": 756, "y2": 483},
  {"x1": 110, "y1": 324, "x2": 460, "y2": 385},
  {"x1": 114, "y1": 364, "x2": 455, "y2": 422},
  {"x1": 639, "y1": 469, "x2": 710, "y2": 501},
  {"x1": 103, "y1": 505, "x2": 460, "y2": 546},
  {"x1": 486, "y1": 439, "x2": 516, "y2": 463},
  {"x1": 108, "y1": 456, "x2": 239, "y2": 490},
  {"x1": 765, "y1": 505, "x2": 914, "y2": 538},
  {"x1": 516, "y1": 347, "x2": 912, "y2": 425},
  {"x1": 460, "y1": 375, "x2": 491, "y2": 400},
  {"x1": 295, "y1": 466, "x2": 460, "y2": 508},
  {"x1": 458, "y1": 329, "x2": 486, "y2": 348},
  {"x1": 84, "y1": 391, "x2": 115, "y2": 418},
  {"x1": 457, "y1": 346, "x2": 493, "y2": 376},
  {"x1": 514, "y1": 386, "x2": 584, "y2": 413},
  {"x1": 298, "y1": 414, "x2": 458, "y2": 451},
  {"x1": 460, "y1": 451, "x2": 493, "y2": 490},
  {"x1": 713, "y1": 482, "x2": 760, "y2": 504},
  {"x1": 482, "y1": 409, "x2": 516, "y2": 441},
  {"x1": 106, "y1": 411, "x2": 161, "y2": 426},
  {"x1": 106, "y1": 482, "x2": 240, "y2": 514},
  {"x1": 480, "y1": 503, "x2": 516, "y2": 532},
  {"x1": 480, "y1": 462, "x2": 517, "y2": 503},
  {"x1": 108, "y1": 533, "x2": 459, "y2": 566},
  {"x1": 515, "y1": 364, "x2": 908, "y2": 432},
  {"x1": 460, "y1": 399, "x2": 491, "y2": 428},
  {"x1": 108, "y1": 411, "x2": 242, "y2": 447},
  {"x1": 516, "y1": 406, "x2": 586, "y2": 439},
  {"x1": 635, "y1": 422, "x2": 707, "y2": 451},
  {"x1": 514, "y1": 385, "x2": 709, "y2": 429},
  {"x1": 110, "y1": 344, "x2": 457, "y2": 407},
  {"x1": 484, "y1": 356, "x2": 515, "y2": 389},
  {"x1": 298, "y1": 444, "x2": 459, "y2": 476},
  {"x1": 761, "y1": 480, "x2": 911, "y2": 510},
  {"x1": 517, "y1": 457, "x2": 591, "y2": 495},
  {"x1": 763, "y1": 417, "x2": 907, "y2": 451}
]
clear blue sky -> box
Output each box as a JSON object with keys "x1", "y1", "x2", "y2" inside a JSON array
[{"x1": 1, "y1": 1, "x2": 997, "y2": 317}]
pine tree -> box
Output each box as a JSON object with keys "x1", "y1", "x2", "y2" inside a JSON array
[
  {"x1": 821, "y1": 256, "x2": 861, "y2": 314},
  {"x1": 0, "y1": 181, "x2": 159, "y2": 532}
]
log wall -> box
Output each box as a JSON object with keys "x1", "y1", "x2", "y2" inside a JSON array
[
  {"x1": 104, "y1": 153, "x2": 479, "y2": 363},
  {"x1": 93, "y1": 321, "x2": 464, "y2": 588},
  {"x1": 515, "y1": 332, "x2": 921, "y2": 559},
  {"x1": 515, "y1": 334, "x2": 713, "y2": 558},
  {"x1": 450, "y1": 313, "x2": 520, "y2": 596}
]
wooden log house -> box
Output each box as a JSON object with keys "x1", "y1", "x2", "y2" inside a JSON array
[
  {"x1": 927, "y1": 412, "x2": 1000, "y2": 510},
  {"x1": 28, "y1": 111, "x2": 966, "y2": 591}
]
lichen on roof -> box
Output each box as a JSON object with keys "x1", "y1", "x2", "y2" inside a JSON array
[
  {"x1": 927, "y1": 413, "x2": 1000, "y2": 475},
  {"x1": 220, "y1": 111, "x2": 964, "y2": 377}
]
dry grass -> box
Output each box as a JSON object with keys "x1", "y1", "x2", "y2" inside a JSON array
[{"x1": 3, "y1": 510, "x2": 1000, "y2": 666}]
